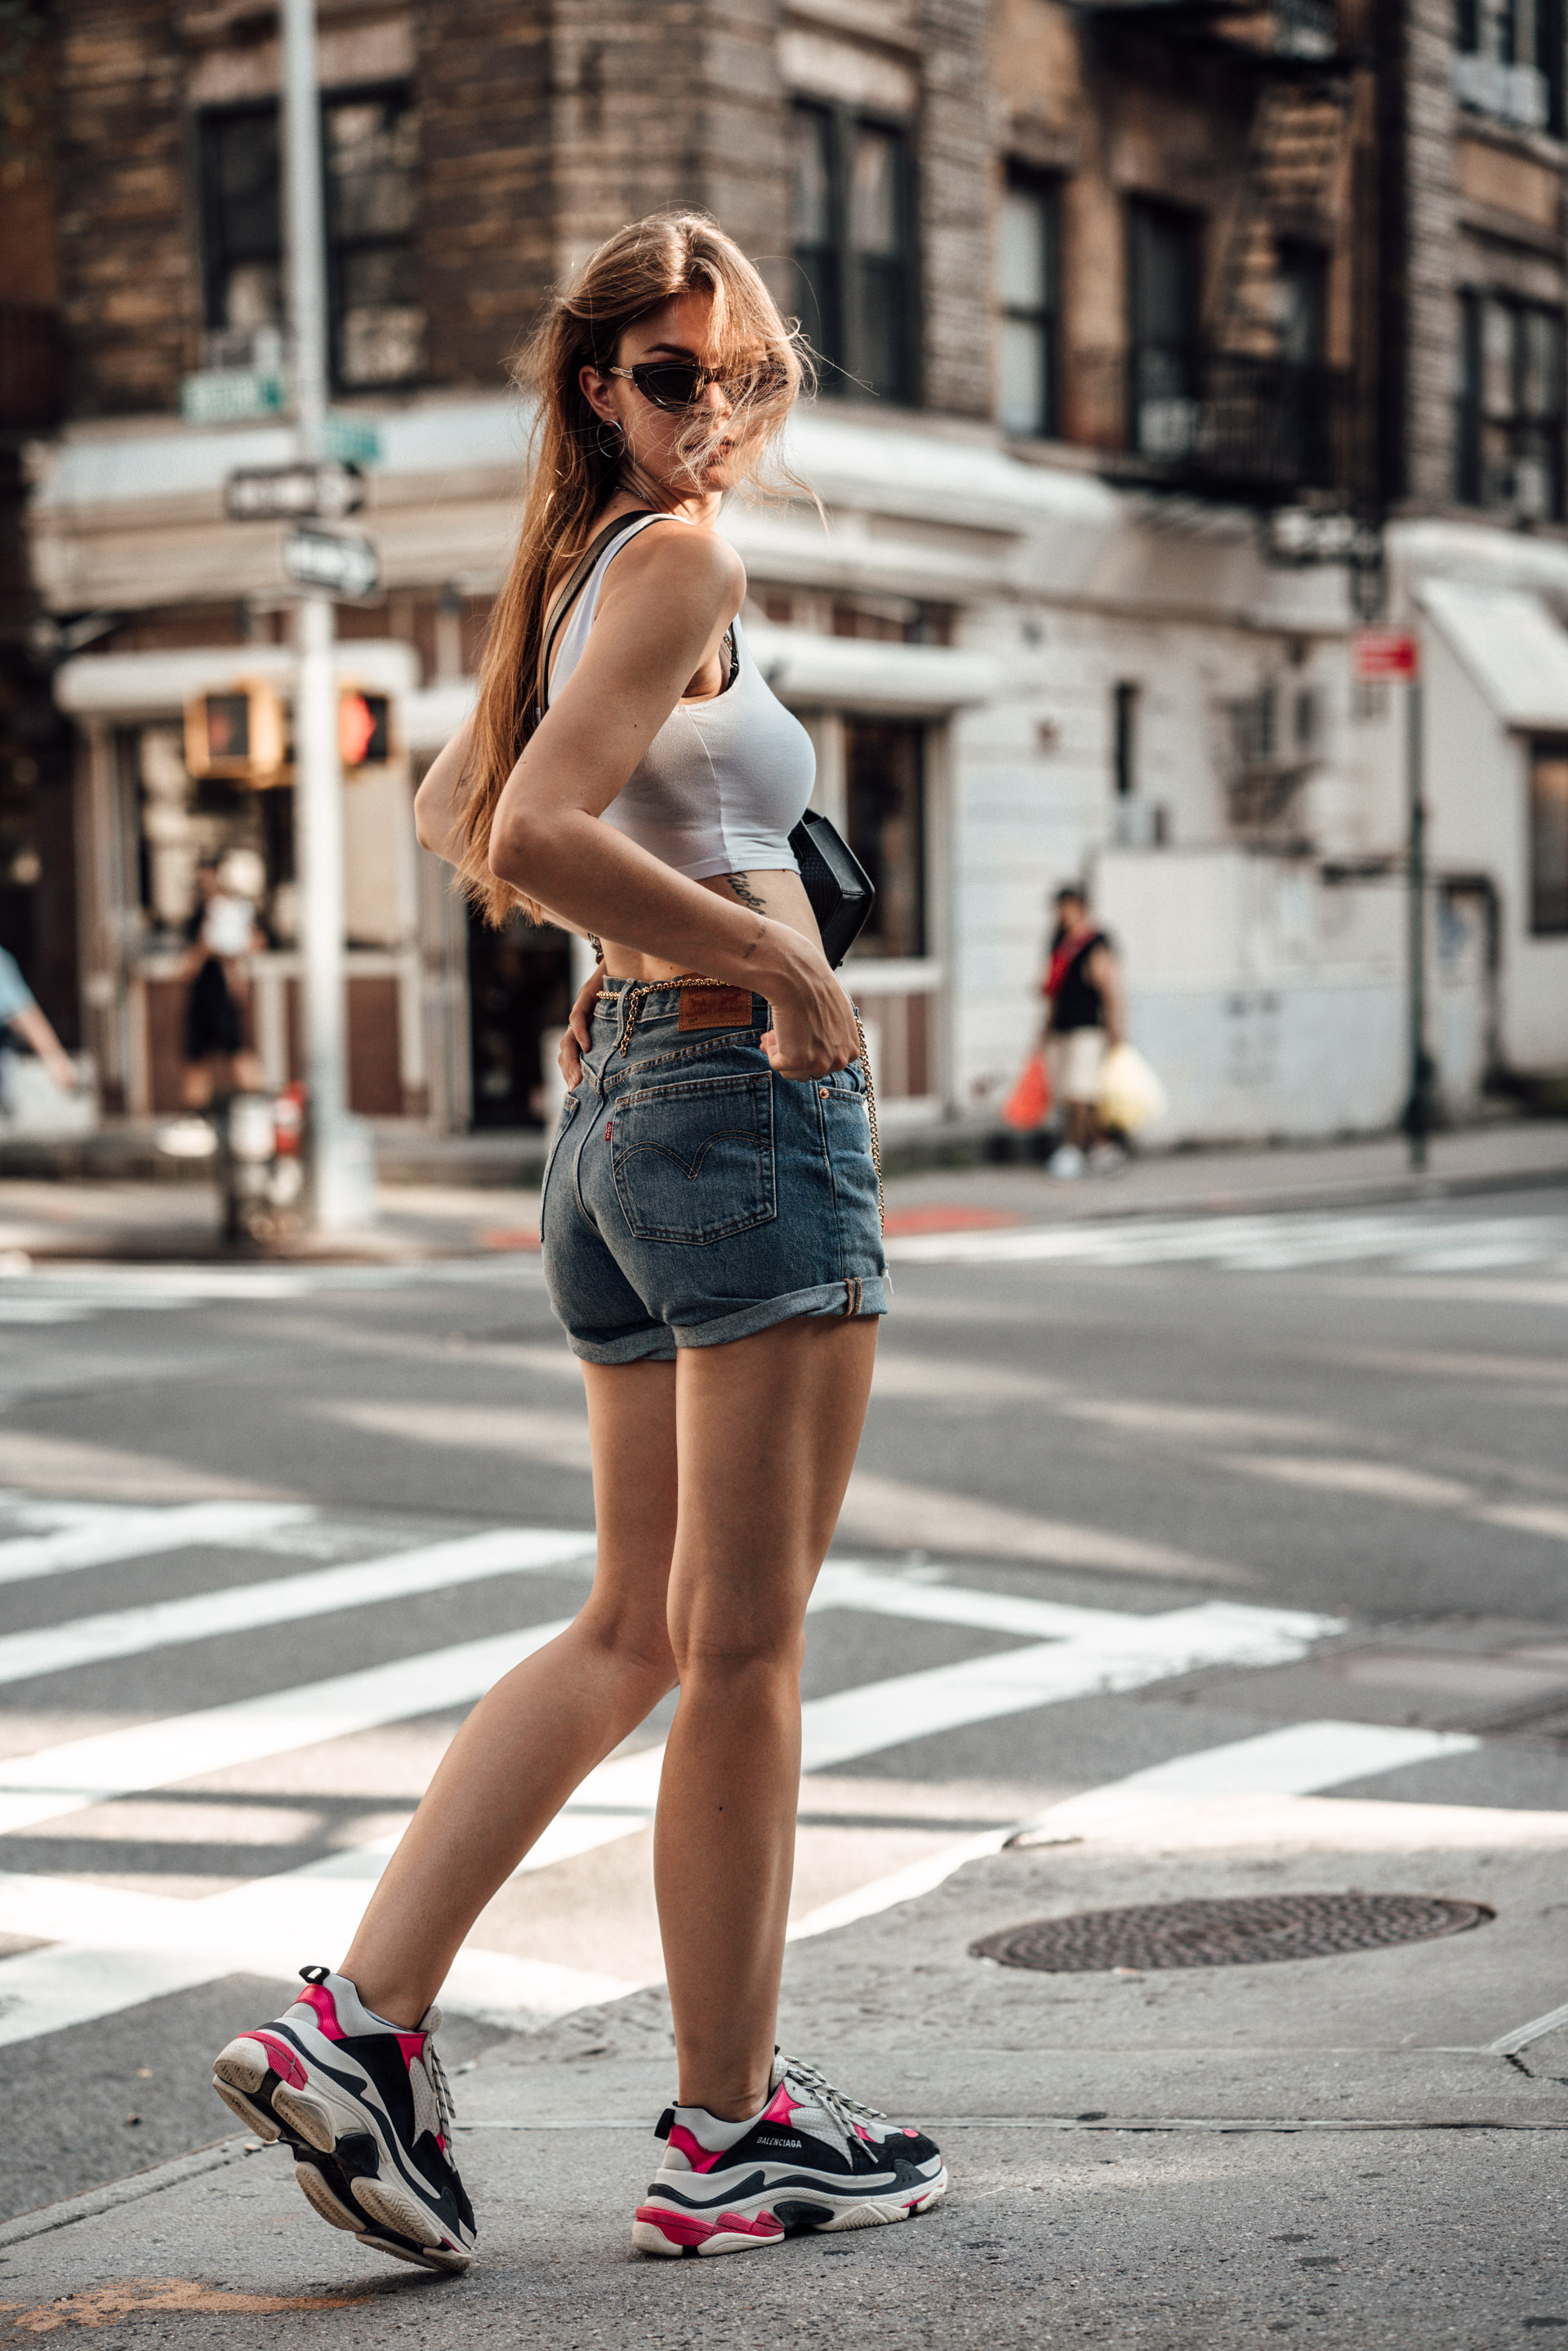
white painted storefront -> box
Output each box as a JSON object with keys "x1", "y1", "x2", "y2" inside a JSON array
[{"x1": 29, "y1": 396, "x2": 1568, "y2": 1142}]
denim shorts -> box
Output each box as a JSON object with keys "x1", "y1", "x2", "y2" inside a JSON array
[{"x1": 539, "y1": 981, "x2": 889, "y2": 1364}]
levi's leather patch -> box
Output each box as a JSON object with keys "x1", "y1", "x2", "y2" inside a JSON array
[{"x1": 678, "y1": 988, "x2": 753, "y2": 1032}]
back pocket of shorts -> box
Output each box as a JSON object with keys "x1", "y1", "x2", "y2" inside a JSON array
[{"x1": 611, "y1": 1071, "x2": 775, "y2": 1244}]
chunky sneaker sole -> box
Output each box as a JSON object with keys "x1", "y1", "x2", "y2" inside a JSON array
[
  {"x1": 632, "y1": 2157, "x2": 947, "y2": 2256},
  {"x1": 212, "y1": 1967, "x2": 474, "y2": 2273},
  {"x1": 633, "y1": 2051, "x2": 947, "y2": 2259}
]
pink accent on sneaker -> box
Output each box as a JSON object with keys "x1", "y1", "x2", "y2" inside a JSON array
[
  {"x1": 395, "y1": 2032, "x2": 427, "y2": 2067},
  {"x1": 854, "y1": 2124, "x2": 874, "y2": 2142},
  {"x1": 635, "y1": 2205, "x2": 784, "y2": 2248},
  {"x1": 760, "y1": 2082, "x2": 797, "y2": 2126},
  {"x1": 666, "y1": 2122, "x2": 727, "y2": 2174},
  {"x1": 297, "y1": 1984, "x2": 344, "y2": 2039},
  {"x1": 253, "y1": 2033, "x2": 307, "y2": 2088}
]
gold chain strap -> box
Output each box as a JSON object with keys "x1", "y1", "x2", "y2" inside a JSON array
[
  {"x1": 612, "y1": 975, "x2": 884, "y2": 1233},
  {"x1": 853, "y1": 1006, "x2": 884, "y2": 1233}
]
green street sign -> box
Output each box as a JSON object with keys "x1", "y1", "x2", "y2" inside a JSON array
[
  {"x1": 323, "y1": 413, "x2": 383, "y2": 465},
  {"x1": 180, "y1": 370, "x2": 288, "y2": 425}
]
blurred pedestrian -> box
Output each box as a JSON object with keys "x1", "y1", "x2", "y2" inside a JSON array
[
  {"x1": 1042, "y1": 882, "x2": 1126, "y2": 1179},
  {"x1": 178, "y1": 854, "x2": 265, "y2": 1109},
  {"x1": 0, "y1": 942, "x2": 78, "y2": 1106}
]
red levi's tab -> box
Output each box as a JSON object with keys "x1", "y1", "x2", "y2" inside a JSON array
[{"x1": 678, "y1": 988, "x2": 753, "y2": 1031}]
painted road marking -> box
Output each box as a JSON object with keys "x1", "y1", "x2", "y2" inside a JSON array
[
  {"x1": 0, "y1": 1561, "x2": 1338, "y2": 1841},
  {"x1": 0, "y1": 1500, "x2": 318, "y2": 1589},
  {"x1": 0, "y1": 1717, "x2": 1470, "y2": 2047},
  {"x1": 887, "y1": 1209, "x2": 1568, "y2": 1276},
  {"x1": 0, "y1": 1572, "x2": 1343, "y2": 2044},
  {"x1": 0, "y1": 1527, "x2": 597, "y2": 1689}
]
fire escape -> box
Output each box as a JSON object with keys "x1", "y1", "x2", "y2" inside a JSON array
[{"x1": 1071, "y1": 0, "x2": 1370, "y2": 514}]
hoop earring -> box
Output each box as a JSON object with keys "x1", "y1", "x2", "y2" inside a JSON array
[{"x1": 595, "y1": 417, "x2": 626, "y2": 464}]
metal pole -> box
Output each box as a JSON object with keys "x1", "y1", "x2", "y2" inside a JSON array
[
  {"x1": 282, "y1": 0, "x2": 359, "y2": 1227},
  {"x1": 1405, "y1": 671, "x2": 1428, "y2": 1173}
]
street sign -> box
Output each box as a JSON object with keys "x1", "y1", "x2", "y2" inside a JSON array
[
  {"x1": 180, "y1": 369, "x2": 287, "y2": 425},
  {"x1": 1353, "y1": 628, "x2": 1419, "y2": 681},
  {"x1": 225, "y1": 461, "x2": 363, "y2": 523},
  {"x1": 283, "y1": 527, "x2": 381, "y2": 600},
  {"x1": 1265, "y1": 507, "x2": 1382, "y2": 568},
  {"x1": 323, "y1": 412, "x2": 383, "y2": 466}
]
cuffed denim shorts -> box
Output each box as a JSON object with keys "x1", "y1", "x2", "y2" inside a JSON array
[{"x1": 539, "y1": 981, "x2": 889, "y2": 1364}]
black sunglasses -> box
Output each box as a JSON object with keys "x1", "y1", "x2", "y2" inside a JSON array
[{"x1": 605, "y1": 359, "x2": 786, "y2": 412}]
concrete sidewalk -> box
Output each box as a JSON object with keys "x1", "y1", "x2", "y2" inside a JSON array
[
  {"x1": 0, "y1": 1117, "x2": 1565, "y2": 1266},
  {"x1": 5, "y1": 1788, "x2": 1565, "y2": 2347}
]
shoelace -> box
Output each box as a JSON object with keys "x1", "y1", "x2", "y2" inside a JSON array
[
  {"x1": 780, "y1": 2055, "x2": 888, "y2": 2140},
  {"x1": 424, "y1": 2033, "x2": 457, "y2": 2142}
]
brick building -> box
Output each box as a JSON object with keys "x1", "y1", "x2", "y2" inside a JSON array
[{"x1": 7, "y1": 0, "x2": 1568, "y2": 1145}]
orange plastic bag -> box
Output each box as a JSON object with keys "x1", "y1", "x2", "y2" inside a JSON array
[{"x1": 1002, "y1": 1050, "x2": 1053, "y2": 1129}]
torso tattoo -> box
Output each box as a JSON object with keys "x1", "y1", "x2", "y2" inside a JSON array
[{"x1": 724, "y1": 873, "x2": 768, "y2": 914}]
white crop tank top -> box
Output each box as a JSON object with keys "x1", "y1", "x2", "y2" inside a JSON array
[{"x1": 545, "y1": 512, "x2": 816, "y2": 879}]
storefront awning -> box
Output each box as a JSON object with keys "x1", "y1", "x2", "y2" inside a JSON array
[
  {"x1": 55, "y1": 639, "x2": 419, "y2": 721},
  {"x1": 1420, "y1": 577, "x2": 1568, "y2": 731}
]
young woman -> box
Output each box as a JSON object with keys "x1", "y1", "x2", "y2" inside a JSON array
[{"x1": 211, "y1": 213, "x2": 946, "y2": 2271}]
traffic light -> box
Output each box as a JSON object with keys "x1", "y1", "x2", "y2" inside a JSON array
[
  {"x1": 339, "y1": 688, "x2": 391, "y2": 772},
  {"x1": 184, "y1": 680, "x2": 287, "y2": 785}
]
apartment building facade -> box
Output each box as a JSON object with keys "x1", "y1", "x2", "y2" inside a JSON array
[{"x1": 8, "y1": 0, "x2": 1567, "y2": 1143}]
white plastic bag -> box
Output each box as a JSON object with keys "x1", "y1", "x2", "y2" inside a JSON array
[{"x1": 1098, "y1": 1043, "x2": 1166, "y2": 1133}]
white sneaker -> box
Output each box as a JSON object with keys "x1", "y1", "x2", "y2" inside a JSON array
[
  {"x1": 1049, "y1": 1143, "x2": 1085, "y2": 1180},
  {"x1": 212, "y1": 1966, "x2": 475, "y2": 2271},
  {"x1": 633, "y1": 2052, "x2": 947, "y2": 2257}
]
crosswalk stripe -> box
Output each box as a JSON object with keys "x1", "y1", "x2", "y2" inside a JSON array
[
  {"x1": 886, "y1": 1210, "x2": 1568, "y2": 1275},
  {"x1": 0, "y1": 1500, "x2": 318, "y2": 1588},
  {"x1": 783, "y1": 1721, "x2": 1483, "y2": 1943},
  {"x1": 0, "y1": 1528, "x2": 597, "y2": 1690},
  {"x1": 1054, "y1": 1719, "x2": 1481, "y2": 1806},
  {"x1": 0, "y1": 1620, "x2": 576, "y2": 1840},
  {"x1": 0, "y1": 1713, "x2": 1467, "y2": 2049},
  {"x1": 0, "y1": 1572, "x2": 1335, "y2": 1842},
  {"x1": 0, "y1": 1587, "x2": 1341, "y2": 2045}
]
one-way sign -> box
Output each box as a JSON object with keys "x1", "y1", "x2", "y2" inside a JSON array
[
  {"x1": 283, "y1": 527, "x2": 381, "y2": 600},
  {"x1": 226, "y1": 461, "x2": 364, "y2": 523}
]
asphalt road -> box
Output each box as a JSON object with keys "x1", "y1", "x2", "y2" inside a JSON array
[{"x1": 2, "y1": 1181, "x2": 1566, "y2": 2302}]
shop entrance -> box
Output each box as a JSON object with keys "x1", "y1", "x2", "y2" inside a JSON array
[{"x1": 466, "y1": 910, "x2": 572, "y2": 1127}]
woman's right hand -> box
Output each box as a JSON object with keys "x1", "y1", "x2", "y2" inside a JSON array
[
  {"x1": 761, "y1": 950, "x2": 862, "y2": 1080},
  {"x1": 558, "y1": 963, "x2": 604, "y2": 1088}
]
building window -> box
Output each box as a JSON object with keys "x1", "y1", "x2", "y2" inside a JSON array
[
  {"x1": 1456, "y1": 291, "x2": 1565, "y2": 521},
  {"x1": 198, "y1": 88, "x2": 424, "y2": 390},
  {"x1": 198, "y1": 104, "x2": 283, "y2": 363},
  {"x1": 845, "y1": 720, "x2": 925, "y2": 958},
  {"x1": 997, "y1": 168, "x2": 1058, "y2": 439},
  {"x1": 1530, "y1": 742, "x2": 1568, "y2": 934},
  {"x1": 1112, "y1": 681, "x2": 1141, "y2": 801},
  {"x1": 1454, "y1": 0, "x2": 1564, "y2": 134},
  {"x1": 1128, "y1": 199, "x2": 1201, "y2": 458},
  {"x1": 791, "y1": 103, "x2": 915, "y2": 405}
]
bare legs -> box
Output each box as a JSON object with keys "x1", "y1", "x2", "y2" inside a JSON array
[
  {"x1": 340, "y1": 1315, "x2": 877, "y2": 2108},
  {"x1": 655, "y1": 1316, "x2": 877, "y2": 2116},
  {"x1": 341, "y1": 1358, "x2": 680, "y2": 2022}
]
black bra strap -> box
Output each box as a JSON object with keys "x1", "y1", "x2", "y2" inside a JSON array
[{"x1": 537, "y1": 508, "x2": 662, "y2": 716}]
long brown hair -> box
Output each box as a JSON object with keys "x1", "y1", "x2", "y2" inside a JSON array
[{"x1": 457, "y1": 212, "x2": 807, "y2": 926}]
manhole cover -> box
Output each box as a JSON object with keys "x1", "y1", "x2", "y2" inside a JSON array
[{"x1": 971, "y1": 1892, "x2": 1494, "y2": 1972}]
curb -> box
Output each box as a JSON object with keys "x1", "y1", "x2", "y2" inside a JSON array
[
  {"x1": 0, "y1": 2135, "x2": 253, "y2": 2251},
  {"x1": 972, "y1": 1154, "x2": 1568, "y2": 1231}
]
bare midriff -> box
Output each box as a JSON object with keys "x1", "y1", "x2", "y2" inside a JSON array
[{"x1": 599, "y1": 866, "x2": 820, "y2": 986}]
